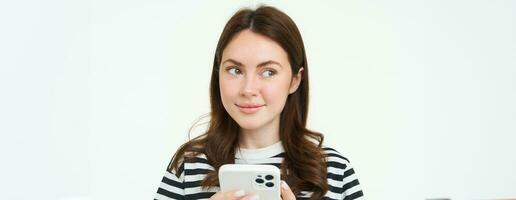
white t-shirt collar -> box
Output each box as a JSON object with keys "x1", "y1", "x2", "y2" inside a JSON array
[{"x1": 235, "y1": 141, "x2": 284, "y2": 160}]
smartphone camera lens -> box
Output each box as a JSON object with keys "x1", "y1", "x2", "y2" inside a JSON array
[
  {"x1": 265, "y1": 175, "x2": 274, "y2": 180},
  {"x1": 255, "y1": 178, "x2": 264, "y2": 184},
  {"x1": 265, "y1": 182, "x2": 274, "y2": 187}
]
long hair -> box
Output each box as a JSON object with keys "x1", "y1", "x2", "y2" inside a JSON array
[{"x1": 169, "y1": 5, "x2": 328, "y2": 199}]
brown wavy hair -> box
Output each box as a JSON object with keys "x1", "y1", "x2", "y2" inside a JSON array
[{"x1": 168, "y1": 5, "x2": 328, "y2": 199}]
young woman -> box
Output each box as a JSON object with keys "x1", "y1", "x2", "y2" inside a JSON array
[{"x1": 155, "y1": 5, "x2": 364, "y2": 200}]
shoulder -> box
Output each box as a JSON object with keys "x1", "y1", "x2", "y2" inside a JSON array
[
  {"x1": 183, "y1": 153, "x2": 213, "y2": 169},
  {"x1": 322, "y1": 146, "x2": 351, "y2": 163},
  {"x1": 167, "y1": 142, "x2": 213, "y2": 174},
  {"x1": 321, "y1": 146, "x2": 354, "y2": 171},
  {"x1": 183, "y1": 152, "x2": 210, "y2": 163}
]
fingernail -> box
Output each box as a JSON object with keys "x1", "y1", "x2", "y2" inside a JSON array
[
  {"x1": 234, "y1": 189, "x2": 245, "y2": 197},
  {"x1": 281, "y1": 180, "x2": 289, "y2": 189},
  {"x1": 249, "y1": 194, "x2": 260, "y2": 200}
]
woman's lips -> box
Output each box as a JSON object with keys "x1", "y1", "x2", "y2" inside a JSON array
[{"x1": 236, "y1": 104, "x2": 264, "y2": 114}]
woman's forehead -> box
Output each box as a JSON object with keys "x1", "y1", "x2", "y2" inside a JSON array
[{"x1": 221, "y1": 30, "x2": 289, "y2": 67}]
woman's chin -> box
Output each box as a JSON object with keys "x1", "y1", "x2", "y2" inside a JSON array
[{"x1": 235, "y1": 121, "x2": 263, "y2": 131}]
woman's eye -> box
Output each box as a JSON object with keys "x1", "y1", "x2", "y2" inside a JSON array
[
  {"x1": 261, "y1": 69, "x2": 276, "y2": 77},
  {"x1": 227, "y1": 67, "x2": 241, "y2": 75}
]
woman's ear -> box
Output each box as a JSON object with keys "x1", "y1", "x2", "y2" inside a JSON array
[{"x1": 289, "y1": 67, "x2": 304, "y2": 94}]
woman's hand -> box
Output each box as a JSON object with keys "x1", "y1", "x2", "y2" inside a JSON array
[
  {"x1": 209, "y1": 189, "x2": 259, "y2": 200},
  {"x1": 210, "y1": 181, "x2": 294, "y2": 200},
  {"x1": 280, "y1": 181, "x2": 296, "y2": 200}
]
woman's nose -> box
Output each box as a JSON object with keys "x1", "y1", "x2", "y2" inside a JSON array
[{"x1": 239, "y1": 75, "x2": 259, "y2": 97}]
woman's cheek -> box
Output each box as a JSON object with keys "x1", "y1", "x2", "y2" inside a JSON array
[
  {"x1": 220, "y1": 79, "x2": 239, "y2": 102},
  {"x1": 261, "y1": 84, "x2": 288, "y2": 105}
]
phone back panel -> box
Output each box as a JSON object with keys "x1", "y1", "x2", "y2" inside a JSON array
[{"x1": 219, "y1": 164, "x2": 281, "y2": 200}]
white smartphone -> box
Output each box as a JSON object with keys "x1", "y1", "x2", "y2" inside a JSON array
[{"x1": 219, "y1": 164, "x2": 281, "y2": 200}]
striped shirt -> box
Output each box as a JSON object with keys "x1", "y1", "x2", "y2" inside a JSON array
[{"x1": 154, "y1": 141, "x2": 364, "y2": 200}]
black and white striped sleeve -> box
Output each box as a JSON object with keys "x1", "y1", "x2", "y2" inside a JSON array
[
  {"x1": 154, "y1": 162, "x2": 185, "y2": 200},
  {"x1": 341, "y1": 161, "x2": 364, "y2": 200},
  {"x1": 324, "y1": 147, "x2": 364, "y2": 200}
]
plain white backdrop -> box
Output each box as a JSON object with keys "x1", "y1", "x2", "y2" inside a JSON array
[{"x1": 1, "y1": 0, "x2": 515, "y2": 199}]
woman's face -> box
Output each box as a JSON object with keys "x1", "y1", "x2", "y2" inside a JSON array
[{"x1": 219, "y1": 29, "x2": 302, "y2": 131}]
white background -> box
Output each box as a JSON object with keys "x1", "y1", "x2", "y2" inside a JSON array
[{"x1": 1, "y1": 1, "x2": 515, "y2": 200}]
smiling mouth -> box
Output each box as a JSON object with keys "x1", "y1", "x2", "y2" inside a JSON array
[{"x1": 235, "y1": 104, "x2": 264, "y2": 114}]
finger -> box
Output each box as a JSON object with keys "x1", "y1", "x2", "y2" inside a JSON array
[
  {"x1": 239, "y1": 194, "x2": 259, "y2": 200},
  {"x1": 210, "y1": 189, "x2": 247, "y2": 200},
  {"x1": 228, "y1": 189, "x2": 259, "y2": 200},
  {"x1": 280, "y1": 181, "x2": 296, "y2": 200}
]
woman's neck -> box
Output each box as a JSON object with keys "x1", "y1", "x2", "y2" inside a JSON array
[{"x1": 238, "y1": 120, "x2": 280, "y2": 149}]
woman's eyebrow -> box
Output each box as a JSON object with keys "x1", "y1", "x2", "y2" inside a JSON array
[{"x1": 222, "y1": 58, "x2": 283, "y2": 68}]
